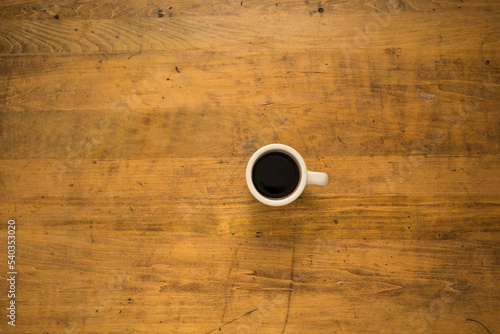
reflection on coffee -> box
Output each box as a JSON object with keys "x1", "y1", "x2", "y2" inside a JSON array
[{"x1": 252, "y1": 152, "x2": 299, "y2": 199}]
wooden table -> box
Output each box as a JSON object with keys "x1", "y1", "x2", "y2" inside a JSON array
[{"x1": 0, "y1": 0, "x2": 499, "y2": 333}]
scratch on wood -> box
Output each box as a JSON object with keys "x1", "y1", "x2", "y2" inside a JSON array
[
  {"x1": 2, "y1": 68, "x2": 12, "y2": 108},
  {"x1": 205, "y1": 308, "x2": 258, "y2": 334},
  {"x1": 221, "y1": 245, "x2": 240, "y2": 322},
  {"x1": 282, "y1": 222, "x2": 297, "y2": 333},
  {"x1": 466, "y1": 319, "x2": 492, "y2": 334},
  {"x1": 27, "y1": 118, "x2": 38, "y2": 131},
  {"x1": 335, "y1": 320, "x2": 344, "y2": 333},
  {"x1": 310, "y1": 144, "x2": 328, "y2": 169},
  {"x1": 403, "y1": 0, "x2": 420, "y2": 11},
  {"x1": 128, "y1": 51, "x2": 142, "y2": 59},
  {"x1": 141, "y1": 224, "x2": 150, "y2": 235},
  {"x1": 260, "y1": 113, "x2": 282, "y2": 143},
  {"x1": 176, "y1": 306, "x2": 181, "y2": 330}
]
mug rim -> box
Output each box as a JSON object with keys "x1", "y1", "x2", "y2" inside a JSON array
[{"x1": 246, "y1": 144, "x2": 307, "y2": 206}]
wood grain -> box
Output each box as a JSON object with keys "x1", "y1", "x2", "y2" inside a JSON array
[{"x1": 0, "y1": 0, "x2": 499, "y2": 333}]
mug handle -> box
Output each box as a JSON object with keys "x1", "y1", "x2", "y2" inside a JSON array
[{"x1": 306, "y1": 171, "x2": 329, "y2": 186}]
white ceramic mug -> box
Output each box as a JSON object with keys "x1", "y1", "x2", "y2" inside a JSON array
[{"x1": 246, "y1": 144, "x2": 328, "y2": 206}]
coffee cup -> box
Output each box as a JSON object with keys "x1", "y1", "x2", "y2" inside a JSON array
[{"x1": 246, "y1": 144, "x2": 328, "y2": 206}]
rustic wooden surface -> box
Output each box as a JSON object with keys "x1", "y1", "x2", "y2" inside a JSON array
[{"x1": 0, "y1": 0, "x2": 499, "y2": 333}]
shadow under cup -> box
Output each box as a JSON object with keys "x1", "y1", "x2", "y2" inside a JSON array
[{"x1": 251, "y1": 151, "x2": 300, "y2": 199}]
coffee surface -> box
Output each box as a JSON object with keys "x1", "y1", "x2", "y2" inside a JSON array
[{"x1": 252, "y1": 152, "x2": 299, "y2": 198}]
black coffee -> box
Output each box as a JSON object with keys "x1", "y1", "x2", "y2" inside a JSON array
[{"x1": 252, "y1": 152, "x2": 300, "y2": 199}]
